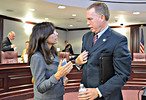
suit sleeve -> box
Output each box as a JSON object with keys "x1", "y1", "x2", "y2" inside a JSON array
[
  {"x1": 1, "y1": 38, "x2": 14, "y2": 51},
  {"x1": 98, "y1": 36, "x2": 132, "y2": 98},
  {"x1": 81, "y1": 34, "x2": 86, "y2": 52},
  {"x1": 30, "y1": 55, "x2": 59, "y2": 94}
]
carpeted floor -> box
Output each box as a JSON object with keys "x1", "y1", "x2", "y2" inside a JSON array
[{"x1": 25, "y1": 89, "x2": 144, "y2": 100}]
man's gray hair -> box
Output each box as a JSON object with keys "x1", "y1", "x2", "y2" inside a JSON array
[
  {"x1": 8, "y1": 31, "x2": 15, "y2": 36},
  {"x1": 87, "y1": 2, "x2": 110, "y2": 21}
]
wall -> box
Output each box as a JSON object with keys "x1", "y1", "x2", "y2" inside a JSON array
[
  {"x1": 4, "y1": 19, "x2": 30, "y2": 55},
  {"x1": 112, "y1": 27, "x2": 131, "y2": 50},
  {"x1": 54, "y1": 29, "x2": 67, "y2": 51},
  {"x1": 67, "y1": 29, "x2": 89, "y2": 54},
  {"x1": 3, "y1": 18, "x2": 145, "y2": 55},
  {"x1": 67, "y1": 27, "x2": 131, "y2": 54},
  {"x1": 3, "y1": 19, "x2": 66, "y2": 55}
]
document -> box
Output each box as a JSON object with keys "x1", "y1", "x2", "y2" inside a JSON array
[{"x1": 99, "y1": 56, "x2": 114, "y2": 84}]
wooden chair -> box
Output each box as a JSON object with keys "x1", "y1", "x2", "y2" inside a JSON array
[
  {"x1": 58, "y1": 52, "x2": 70, "y2": 61},
  {"x1": 1, "y1": 51, "x2": 18, "y2": 64},
  {"x1": 133, "y1": 53, "x2": 145, "y2": 61}
]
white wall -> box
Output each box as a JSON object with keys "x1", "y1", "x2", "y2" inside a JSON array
[
  {"x1": 54, "y1": 29, "x2": 67, "y2": 51},
  {"x1": 66, "y1": 30, "x2": 89, "y2": 54},
  {"x1": 4, "y1": 19, "x2": 31, "y2": 55},
  {"x1": 4, "y1": 19, "x2": 145, "y2": 55},
  {"x1": 112, "y1": 27, "x2": 131, "y2": 50},
  {"x1": 67, "y1": 28, "x2": 131, "y2": 54},
  {"x1": 3, "y1": 19, "x2": 67, "y2": 55}
]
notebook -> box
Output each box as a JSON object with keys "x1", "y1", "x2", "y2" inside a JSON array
[{"x1": 99, "y1": 56, "x2": 114, "y2": 84}]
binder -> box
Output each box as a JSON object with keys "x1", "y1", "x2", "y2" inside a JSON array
[{"x1": 99, "y1": 56, "x2": 114, "y2": 84}]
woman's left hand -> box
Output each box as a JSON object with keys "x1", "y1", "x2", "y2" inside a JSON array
[{"x1": 63, "y1": 76, "x2": 68, "y2": 86}]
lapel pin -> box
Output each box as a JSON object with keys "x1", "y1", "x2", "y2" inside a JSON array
[{"x1": 103, "y1": 39, "x2": 106, "y2": 42}]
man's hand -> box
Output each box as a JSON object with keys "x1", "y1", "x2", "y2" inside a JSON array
[
  {"x1": 76, "y1": 50, "x2": 88, "y2": 66},
  {"x1": 78, "y1": 88, "x2": 99, "y2": 100},
  {"x1": 12, "y1": 44, "x2": 16, "y2": 48}
]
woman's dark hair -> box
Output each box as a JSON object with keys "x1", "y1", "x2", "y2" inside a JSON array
[{"x1": 28, "y1": 22, "x2": 57, "y2": 65}]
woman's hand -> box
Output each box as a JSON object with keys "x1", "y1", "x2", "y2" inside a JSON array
[{"x1": 55, "y1": 60, "x2": 73, "y2": 81}]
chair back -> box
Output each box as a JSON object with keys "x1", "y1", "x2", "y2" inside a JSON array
[
  {"x1": 1, "y1": 51, "x2": 18, "y2": 64},
  {"x1": 133, "y1": 53, "x2": 145, "y2": 61},
  {"x1": 58, "y1": 52, "x2": 70, "y2": 61}
]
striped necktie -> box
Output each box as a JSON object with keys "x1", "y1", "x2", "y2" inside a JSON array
[{"x1": 93, "y1": 34, "x2": 98, "y2": 44}]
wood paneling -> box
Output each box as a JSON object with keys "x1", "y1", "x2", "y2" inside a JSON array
[
  {"x1": 0, "y1": 63, "x2": 33, "y2": 98},
  {"x1": 130, "y1": 26, "x2": 140, "y2": 59},
  {"x1": 0, "y1": 61, "x2": 146, "y2": 99},
  {"x1": 122, "y1": 61, "x2": 146, "y2": 90}
]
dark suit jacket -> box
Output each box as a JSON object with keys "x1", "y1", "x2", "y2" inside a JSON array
[
  {"x1": 62, "y1": 44, "x2": 74, "y2": 55},
  {"x1": 81, "y1": 27, "x2": 131, "y2": 100},
  {"x1": 1, "y1": 37, "x2": 14, "y2": 51}
]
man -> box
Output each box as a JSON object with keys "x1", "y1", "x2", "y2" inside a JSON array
[
  {"x1": 62, "y1": 40, "x2": 74, "y2": 55},
  {"x1": 76, "y1": 2, "x2": 131, "y2": 100},
  {"x1": 1, "y1": 31, "x2": 16, "y2": 51}
]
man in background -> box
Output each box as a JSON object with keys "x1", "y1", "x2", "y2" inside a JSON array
[
  {"x1": 1, "y1": 31, "x2": 16, "y2": 52},
  {"x1": 62, "y1": 40, "x2": 74, "y2": 55},
  {"x1": 76, "y1": 2, "x2": 131, "y2": 100}
]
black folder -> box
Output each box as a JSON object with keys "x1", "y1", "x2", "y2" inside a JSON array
[{"x1": 99, "y1": 56, "x2": 114, "y2": 84}]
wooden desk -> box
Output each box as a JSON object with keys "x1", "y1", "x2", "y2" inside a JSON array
[
  {"x1": 0, "y1": 61, "x2": 146, "y2": 99},
  {"x1": 0, "y1": 63, "x2": 33, "y2": 98},
  {"x1": 0, "y1": 63, "x2": 81, "y2": 98},
  {"x1": 122, "y1": 61, "x2": 146, "y2": 90}
]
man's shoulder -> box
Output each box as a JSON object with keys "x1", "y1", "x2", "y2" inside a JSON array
[
  {"x1": 108, "y1": 28, "x2": 125, "y2": 37},
  {"x1": 85, "y1": 30, "x2": 92, "y2": 35},
  {"x1": 3, "y1": 37, "x2": 8, "y2": 40},
  {"x1": 2, "y1": 37, "x2": 9, "y2": 43},
  {"x1": 109, "y1": 28, "x2": 127, "y2": 42},
  {"x1": 83, "y1": 31, "x2": 93, "y2": 37}
]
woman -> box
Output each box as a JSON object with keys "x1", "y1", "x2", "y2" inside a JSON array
[
  {"x1": 28, "y1": 22, "x2": 73, "y2": 100},
  {"x1": 21, "y1": 41, "x2": 29, "y2": 62}
]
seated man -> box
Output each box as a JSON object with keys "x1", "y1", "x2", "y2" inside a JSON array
[
  {"x1": 62, "y1": 40, "x2": 74, "y2": 55},
  {"x1": 1, "y1": 31, "x2": 16, "y2": 52}
]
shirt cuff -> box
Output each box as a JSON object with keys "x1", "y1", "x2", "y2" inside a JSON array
[
  {"x1": 75, "y1": 60, "x2": 82, "y2": 70},
  {"x1": 96, "y1": 88, "x2": 102, "y2": 98},
  {"x1": 14, "y1": 47, "x2": 17, "y2": 51}
]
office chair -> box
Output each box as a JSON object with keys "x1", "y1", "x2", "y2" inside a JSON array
[
  {"x1": 133, "y1": 53, "x2": 145, "y2": 61},
  {"x1": 58, "y1": 52, "x2": 70, "y2": 62},
  {"x1": 1, "y1": 51, "x2": 18, "y2": 64}
]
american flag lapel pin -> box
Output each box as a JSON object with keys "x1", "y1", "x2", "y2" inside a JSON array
[{"x1": 103, "y1": 39, "x2": 106, "y2": 42}]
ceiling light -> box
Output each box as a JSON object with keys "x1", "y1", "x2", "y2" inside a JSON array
[
  {"x1": 114, "y1": 16, "x2": 118, "y2": 19},
  {"x1": 29, "y1": 9, "x2": 35, "y2": 11},
  {"x1": 58, "y1": 5, "x2": 66, "y2": 9},
  {"x1": 70, "y1": 25, "x2": 73, "y2": 27},
  {"x1": 45, "y1": 18, "x2": 48, "y2": 20},
  {"x1": 72, "y1": 14, "x2": 76, "y2": 17},
  {"x1": 133, "y1": 12, "x2": 140, "y2": 15}
]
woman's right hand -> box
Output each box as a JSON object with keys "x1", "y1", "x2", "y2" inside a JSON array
[{"x1": 54, "y1": 60, "x2": 73, "y2": 81}]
